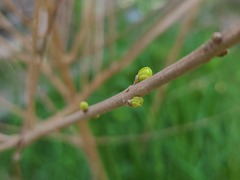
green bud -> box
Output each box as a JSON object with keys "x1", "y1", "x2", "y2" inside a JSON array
[
  {"x1": 80, "y1": 101, "x2": 89, "y2": 112},
  {"x1": 134, "y1": 67, "x2": 152, "y2": 83},
  {"x1": 128, "y1": 96, "x2": 144, "y2": 108}
]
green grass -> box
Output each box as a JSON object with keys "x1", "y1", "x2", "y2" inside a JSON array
[{"x1": 1, "y1": 1, "x2": 240, "y2": 179}]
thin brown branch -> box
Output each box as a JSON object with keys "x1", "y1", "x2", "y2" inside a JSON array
[
  {"x1": 77, "y1": 120, "x2": 108, "y2": 180},
  {"x1": 12, "y1": 155, "x2": 22, "y2": 180},
  {"x1": 41, "y1": 62, "x2": 70, "y2": 102},
  {"x1": 106, "y1": 0, "x2": 116, "y2": 59},
  {"x1": 37, "y1": 88, "x2": 57, "y2": 113},
  {"x1": 1, "y1": 21, "x2": 240, "y2": 152},
  {"x1": 56, "y1": 0, "x2": 74, "y2": 49},
  {"x1": 0, "y1": 134, "x2": 10, "y2": 142},
  {"x1": 69, "y1": 0, "x2": 93, "y2": 61},
  {"x1": 0, "y1": 12, "x2": 30, "y2": 51},
  {"x1": 71, "y1": 1, "x2": 108, "y2": 177},
  {"x1": 0, "y1": 97, "x2": 25, "y2": 118},
  {"x1": 49, "y1": 2, "x2": 107, "y2": 178},
  {"x1": 2, "y1": 0, "x2": 32, "y2": 27},
  {"x1": 93, "y1": 0, "x2": 105, "y2": 74},
  {"x1": 51, "y1": 106, "x2": 239, "y2": 146},
  {"x1": 25, "y1": 57, "x2": 41, "y2": 129},
  {"x1": 23, "y1": 0, "x2": 59, "y2": 129},
  {"x1": 78, "y1": 0, "x2": 95, "y2": 87},
  {"x1": 48, "y1": 0, "x2": 200, "y2": 119},
  {"x1": 31, "y1": 0, "x2": 62, "y2": 56},
  {"x1": 67, "y1": 0, "x2": 180, "y2": 65},
  {"x1": 50, "y1": 31, "x2": 76, "y2": 100},
  {"x1": 0, "y1": 123, "x2": 20, "y2": 134},
  {"x1": 145, "y1": 0, "x2": 201, "y2": 130},
  {"x1": 14, "y1": 0, "x2": 63, "y2": 166},
  {"x1": 96, "y1": 106, "x2": 240, "y2": 145}
]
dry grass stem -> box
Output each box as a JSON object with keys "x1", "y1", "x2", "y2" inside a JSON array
[
  {"x1": 0, "y1": 97, "x2": 25, "y2": 118},
  {"x1": 146, "y1": 0, "x2": 201, "y2": 130},
  {"x1": 50, "y1": 106, "x2": 239, "y2": 146},
  {"x1": 45, "y1": 0, "x2": 199, "y2": 121},
  {"x1": 0, "y1": 20, "x2": 239, "y2": 152}
]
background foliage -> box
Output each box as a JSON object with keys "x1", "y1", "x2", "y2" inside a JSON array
[{"x1": 0, "y1": 0, "x2": 240, "y2": 179}]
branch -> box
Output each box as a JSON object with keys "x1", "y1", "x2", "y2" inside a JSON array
[
  {"x1": 47, "y1": 0, "x2": 201, "y2": 119},
  {"x1": 93, "y1": 0, "x2": 105, "y2": 73},
  {"x1": 1, "y1": 21, "x2": 240, "y2": 152},
  {"x1": 41, "y1": 62, "x2": 70, "y2": 101},
  {"x1": 0, "y1": 134, "x2": 10, "y2": 142},
  {"x1": 50, "y1": 106, "x2": 240, "y2": 146},
  {"x1": 2, "y1": 0, "x2": 32, "y2": 27},
  {"x1": 0, "y1": 97, "x2": 25, "y2": 118},
  {"x1": 145, "y1": 0, "x2": 201, "y2": 130}
]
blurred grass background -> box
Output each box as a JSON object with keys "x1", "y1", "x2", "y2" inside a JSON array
[{"x1": 0, "y1": 0, "x2": 240, "y2": 179}]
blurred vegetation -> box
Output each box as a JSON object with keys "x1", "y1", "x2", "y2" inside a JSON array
[{"x1": 0, "y1": 0, "x2": 240, "y2": 180}]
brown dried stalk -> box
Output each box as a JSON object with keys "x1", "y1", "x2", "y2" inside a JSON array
[
  {"x1": 41, "y1": 62, "x2": 70, "y2": 101},
  {"x1": 77, "y1": 120, "x2": 108, "y2": 180},
  {"x1": 49, "y1": 35, "x2": 76, "y2": 100},
  {"x1": 56, "y1": 0, "x2": 74, "y2": 47},
  {"x1": 0, "y1": 97, "x2": 25, "y2": 118},
  {"x1": 0, "y1": 12, "x2": 30, "y2": 50},
  {"x1": 2, "y1": 0, "x2": 32, "y2": 26},
  {"x1": 0, "y1": 134, "x2": 10, "y2": 142},
  {"x1": 50, "y1": 2, "x2": 107, "y2": 178},
  {"x1": 13, "y1": 0, "x2": 63, "y2": 168},
  {"x1": 93, "y1": 0, "x2": 105, "y2": 73},
  {"x1": 50, "y1": 106, "x2": 240, "y2": 146},
  {"x1": 70, "y1": 0, "x2": 93, "y2": 62},
  {"x1": 1, "y1": 21, "x2": 240, "y2": 152},
  {"x1": 106, "y1": 0, "x2": 116, "y2": 59},
  {"x1": 69, "y1": 0, "x2": 180, "y2": 64},
  {"x1": 47, "y1": 0, "x2": 200, "y2": 120},
  {"x1": 145, "y1": 0, "x2": 201, "y2": 130},
  {"x1": 75, "y1": 2, "x2": 107, "y2": 178},
  {"x1": 96, "y1": 106, "x2": 240, "y2": 145},
  {"x1": 0, "y1": 123, "x2": 20, "y2": 134},
  {"x1": 37, "y1": 88, "x2": 57, "y2": 113}
]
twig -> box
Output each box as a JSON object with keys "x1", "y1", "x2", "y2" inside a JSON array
[
  {"x1": 24, "y1": 0, "x2": 63, "y2": 128},
  {"x1": 93, "y1": 0, "x2": 105, "y2": 74},
  {"x1": 49, "y1": 31, "x2": 76, "y2": 100},
  {"x1": 71, "y1": 2, "x2": 108, "y2": 178},
  {"x1": 1, "y1": 21, "x2": 240, "y2": 151},
  {"x1": 48, "y1": 0, "x2": 200, "y2": 119},
  {"x1": 0, "y1": 134, "x2": 10, "y2": 142},
  {"x1": 96, "y1": 106, "x2": 240, "y2": 145},
  {"x1": 0, "y1": 97, "x2": 25, "y2": 118},
  {"x1": 0, "y1": 123, "x2": 20, "y2": 134},
  {"x1": 69, "y1": 0, "x2": 93, "y2": 62},
  {"x1": 56, "y1": 0, "x2": 74, "y2": 48},
  {"x1": 13, "y1": 0, "x2": 63, "y2": 171},
  {"x1": 2, "y1": 0, "x2": 32, "y2": 26},
  {"x1": 145, "y1": 0, "x2": 201, "y2": 130},
  {"x1": 41, "y1": 62, "x2": 70, "y2": 102},
  {"x1": 50, "y1": 106, "x2": 240, "y2": 146},
  {"x1": 77, "y1": 120, "x2": 108, "y2": 180},
  {"x1": 0, "y1": 12, "x2": 30, "y2": 51},
  {"x1": 37, "y1": 88, "x2": 57, "y2": 113},
  {"x1": 106, "y1": 0, "x2": 116, "y2": 59},
  {"x1": 25, "y1": 57, "x2": 41, "y2": 129},
  {"x1": 67, "y1": 0, "x2": 181, "y2": 65}
]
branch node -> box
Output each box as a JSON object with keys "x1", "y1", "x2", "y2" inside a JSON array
[{"x1": 212, "y1": 32, "x2": 223, "y2": 44}]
